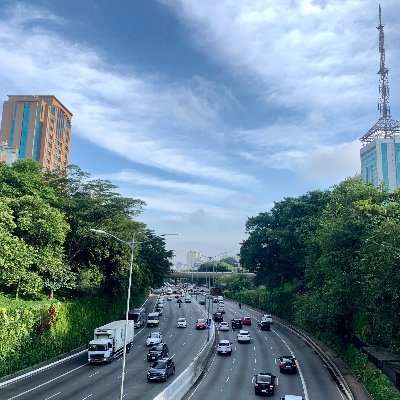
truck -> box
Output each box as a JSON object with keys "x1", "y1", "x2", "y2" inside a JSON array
[
  {"x1": 128, "y1": 307, "x2": 146, "y2": 328},
  {"x1": 87, "y1": 320, "x2": 134, "y2": 364}
]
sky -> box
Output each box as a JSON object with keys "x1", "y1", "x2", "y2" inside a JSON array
[{"x1": 0, "y1": 0, "x2": 400, "y2": 265}]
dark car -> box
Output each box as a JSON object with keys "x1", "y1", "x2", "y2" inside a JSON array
[
  {"x1": 147, "y1": 343, "x2": 169, "y2": 362},
  {"x1": 231, "y1": 318, "x2": 242, "y2": 330},
  {"x1": 147, "y1": 357, "x2": 175, "y2": 382},
  {"x1": 199, "y1": 299, "x2": 206, "y2": 305},
  {"x1": 177, "y1": 298, "x2": 182, "y2": 303},
  {"x1": 258, "y1": 320, "x2": 271, "y2": 331},
  {"x1": 213, "y1": 312, "x2": 223, "y2": 322},
  {"x1": 278, "y1": 356, "x2": 298, "y2": 373},
  {"x1": 196, "y1": 318, "x2": 207, "y2": 330},
  {"x1": 254, "y1": 372, "x2": 276, "y2": 395}
]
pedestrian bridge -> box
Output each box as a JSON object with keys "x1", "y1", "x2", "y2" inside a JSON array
[{"x1": 168, "y1": 271, "x2": 255, "y2": 279}]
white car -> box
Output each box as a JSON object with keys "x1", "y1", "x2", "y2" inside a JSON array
[
  {"x1": 146, "y1": 332, "x2": 163, "y2": 346},
  {"x1": 217, "y1": 305, "x2": 225, "y2": 314},
  {"x1": 219, "y1": 322, "x2": 230, "y2": 331},
  {"x1": 280, "y1": 396, "x2": 304, "y2": 400},
  {"x1": 237, "y1": 330, "x2": 251, "y2": 343},
  {"x1": 262, "y1": 314, "x2": 273, "y2": 324},
  {"x1": 177, "y1": 318, "x2": 187, "y2": 328},
  {"x1": 217, "y1": 339, "x2": 232, "y2": 355}
]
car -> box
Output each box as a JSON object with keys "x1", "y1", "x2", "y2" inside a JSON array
[
  {"x1": 196, "y1": 318, "x2": 207, "y2": 330},
  {"x1": 262, "y1": 314, "x2": 273, "y2": 324},
  {"x1": 155, "y1": 305, "x2": 163, "y2": 315},
  {"x1": 147, "y1": 357, "x2": 175, "y2": 382},
  {"x1": 241, "y1": 316, "x2": 252, "y2": 325},
  {"x1": 177, "y1": 317, "x2": 187, "y2": 328},
  {"x1": 147, "y1": 343, "x2": 169, "y2": 361},
  {"x1": 213, "y1": 312, "x2": 223, "y2": 322},
  {"x1": 166, "y1": 296, "x2": 172, "y2": 301},
  {"x1": 237, "y1": 330, "x2": 251, "y2": 343},
  {"x1": 185, "y1": 296, "x2": 192, "y2": 303},
  {"x1": 219, "y1": 321, "x2": 230, "y2": 331},
  {"x1": 231, "y1": 318, "x2": 242, "y2": 330},
  {"x1": 213, "y1": 297, "x2": 219, "y2": 303},
  {"x1": 199, "y1": 299, "x2": 206, "y2": 305},
  {"x1": 217, "y1": 339, "x2": 232, "y2": 355},
  {"x1": 258, "y1": 320, "x2": 271, "y2": 331},
  {"x1": 278, "y1": 356, "x2": 298, "y2": 373},
  {"x1": 279, "y1": 396, "x2": 304, "y2": 400},
  {"x1": 146, "y1": 312, "x2": 160, "y2": 327},
  {"x1": 146, "y1": 332, "x2": 163, "y2": 346},
  {"x1": 177, "y1": 298, "x2": 182, "y2": 303},
  {"x1": 254, "y1": 372, "x2": 276, "y2": 395},
  {"x1": 217, "y1": 305, "x2": 225, "y2": 314}
]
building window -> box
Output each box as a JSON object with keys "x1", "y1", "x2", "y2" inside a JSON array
[
  {"x1": 19, "y1": 102, "x2": 31, "y2": 159},
  {"x1": 50, "y1": 106, "x2": 55, "y2": 115}
]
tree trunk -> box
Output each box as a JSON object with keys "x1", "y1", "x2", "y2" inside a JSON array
[{"x1": 49, "y1": 288, "x2": 54, "y2": 300}]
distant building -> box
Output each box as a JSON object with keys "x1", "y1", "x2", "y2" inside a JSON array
[
  {"x1": 187, "y1": 251, "x2": 202, "y2": 270},
  {"x1": 0, "y1": 95, "x2": 72, "y2": 172},
  {"x1": 360, "y1": 6, "x2": 400, "y2": 191},
  {"x1": 0, "y1": 141, "x2": 18, "y2": 165}
]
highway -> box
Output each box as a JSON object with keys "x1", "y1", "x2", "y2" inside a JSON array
[
  {"x1": 0, "y1": 294, "x2": 209, "y2": 400},
  {"x1": 184, "y1": 299, "x2": 345, "y2": 400},
  {"x1": 1, "y1": 294, "x2": 347, "y2": 400}
]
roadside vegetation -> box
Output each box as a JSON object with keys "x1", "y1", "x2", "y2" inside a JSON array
[
  {"x1": 221, "y1": 177, "x2": 400, "y2": 399},
  {"x1": 0, "y1": 160, "x2": 173, "y2": 378}
]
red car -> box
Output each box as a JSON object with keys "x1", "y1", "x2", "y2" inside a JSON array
[
  {"x1": 241, "y1": 316, "x2": 252, "y2": 325},
  {"x1": 196, "y1": 318, "x2": 207, "y2": 330}
]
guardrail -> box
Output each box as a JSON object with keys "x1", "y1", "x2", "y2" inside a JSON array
[{"x1": 153, "y1": 299, "x2": 216, "y2": 400}]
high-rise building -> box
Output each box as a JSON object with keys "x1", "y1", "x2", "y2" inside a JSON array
[
  {"x1": 187, "y1": 251, "x2": 203, "y2": 270},
  {"x1": 360, "y1": 6, "x2": 400, "y2": 191},
  {"x1": 0, "y1": 95, "x2": 72, "y2": 172}
]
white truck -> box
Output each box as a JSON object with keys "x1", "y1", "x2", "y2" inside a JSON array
[{"x1": 87, "y1": 320, "x2": 134, "y2": 364}]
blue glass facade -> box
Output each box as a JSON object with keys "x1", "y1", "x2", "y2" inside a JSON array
[
  {"x1": 9, "y1": 103, "x2": 17, "y2": 146},
  {"x1": 19, "y1": 102, "x2": 31, "y2": 159},
  {"x1": 32, "y1": 104, "x2": 42, "y2": 161},
  {"x1": 381, "y1": 143, "x2": 389, "y2": 189}
]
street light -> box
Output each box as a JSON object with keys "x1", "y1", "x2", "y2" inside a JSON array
[{"x1": 90, "y1": 229, "x2": 177, "y2": 400}]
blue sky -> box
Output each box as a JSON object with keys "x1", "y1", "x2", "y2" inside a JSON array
[{"x1": 1, "y1": 0, "x2": 400, "y2": 264}]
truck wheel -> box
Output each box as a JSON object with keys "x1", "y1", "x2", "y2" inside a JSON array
[{"x1": 164, "y1": 374, "x2": 168, "y2": 382}]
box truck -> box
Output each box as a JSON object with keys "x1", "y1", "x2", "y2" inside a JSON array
[{"x1": 88, "y1": 320, "x2": 134, "y2": 364}]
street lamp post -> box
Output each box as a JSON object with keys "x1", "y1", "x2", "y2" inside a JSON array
[{"x1": 90, "y1": 229, "x2": 177, "y2": 400}]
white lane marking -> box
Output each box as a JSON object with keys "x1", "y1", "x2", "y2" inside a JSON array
[
  {"x1": 6, "y1": 364, "x2": 86, "y2": 400},
  {"x1": 272, "y1": 329, "x2": 309, "y2": 400},
  {"x1": 81, "y1": 394, "x2": 92, "y2": 400},
  {"x1": 226, "y1": 376, "x2": 229, "y2": 382},
  {"x1": 255, "y1": 358, "x2": 257, "y2": 364},
  {"x1": 44, "y1": 392, "x2": 61, "y2": 400},
  {"x1": 0, "y1": 349, "x2": 87, "y2": 389},
  {"x1": 88, "y1": 371, "x2": 99, "y2": 378}
]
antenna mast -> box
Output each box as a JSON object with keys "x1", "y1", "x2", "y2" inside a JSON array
[{"x1": 360, "y1": 4, "x2": 400, "y2": 144}]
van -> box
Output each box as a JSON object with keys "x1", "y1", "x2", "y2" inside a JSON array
[
  {"x1": 146, "y1": 312, "x2": 160, "y2": 327},
  {"x1": 128, "y1": 307, "x2": 146, "y2": 328}
]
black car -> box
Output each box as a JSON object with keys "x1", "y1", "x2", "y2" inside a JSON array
[
  {"x1": 177, "y1": 298, "x2": 182, "y2": 303},
  {"x1": 199, "y1": 299, "x2": 206, "y2": 305},
  {"x1": 254, "y1": 372, "x2": 276, "y2": 395},
  {"x1": 147, "y1": 357, "x2": 175, "y2": 382},
  {"x1": 278, "y1": 356, "x2": 298, "y2": 373},
  {"x1": 258, "y1": 320, "x2": 271, "y2": 331},
  {"x1": 147, "y1": 343, "x2": 169, "y2": 362},
  {"x1": 231, "y1": 318, "x2": 242, "y2": 330},
  {"x1": 213, "y1": 312, "x2": 223, "y2": 322}
]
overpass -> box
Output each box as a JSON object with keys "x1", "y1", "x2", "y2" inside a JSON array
[{"x1": 168, "y1": 271, "x2": 255, "y2": 279}]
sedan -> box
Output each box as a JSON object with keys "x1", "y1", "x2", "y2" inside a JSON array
[
  {"x1": 196, "y1": 318, "x2": 207, "y2": 330},
  {"x1": 237, "y1": 330, "x2": 251, "y2": 343},
  {"x1": 278, "y1": 356, "x2": 298, "y2": 373},
  {"x1": 177, "y1": 317, "x2": 187, "y2": 328},
  {"x1": 217, "y1": 339, "x2": 232, "y2": 355},
  {"x1": 146, "y1": 332, "x2": 163, "y2": 346},
  {"x1": 219, "y1": 321, "x2": 230, "y2": 331},
  {"x1": 147, "y1": 343, "x2": 169, "y2": 361},
  {"x1": 147, "y1": 358, "x2": 175, "y2": 382},
  {"x1": 241, "y1": 316, "x2": 252, "y2": 325},
  {"x1": 199, "y1": 300, "x2": 206, "y2": 305}
]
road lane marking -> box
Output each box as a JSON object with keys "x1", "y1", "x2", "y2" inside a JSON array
[
  {"x1": 88, "y1": 371, "x2": 99, "y2": 378},
  {"x1": 272, "y1": 329, "x2": 309, "y2": 400},
  {"x1": 81, "y1": 394, "x2": 92, "y2": 400},
  {"x1": 6, "y1": 364, "x2": 86, "y2": 400},
  {"x1": 44, "y1": 392, "x2": 61, "y2": 400}
]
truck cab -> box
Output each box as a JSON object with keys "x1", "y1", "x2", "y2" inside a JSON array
[{"x1": 88, "y1": 339, "x2": 114, "y2": 363}]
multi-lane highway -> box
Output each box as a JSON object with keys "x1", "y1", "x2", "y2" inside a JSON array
[
  {"x1": 184, "y1": 299, "x2": 345, "y2": 400},
  {"x1": 1, "y1": 293, "x2": 347, "y2": 400},
  {"x1": 0, "y1": 294, "x2": 209, "y2": 400}
]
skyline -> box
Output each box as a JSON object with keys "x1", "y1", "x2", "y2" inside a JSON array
[{"x1": 0, "y1": 0, "x2": 399, "y2": 263}]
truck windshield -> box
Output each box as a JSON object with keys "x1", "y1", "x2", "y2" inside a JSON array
[
  {"x1": 88, "y1": 344, "x2": 107, "y2": 352},
  {"x1": 129, "y1": 313, "x2": 139, "y2": 322}
]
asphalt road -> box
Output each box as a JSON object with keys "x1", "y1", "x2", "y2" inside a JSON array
[
  {"x1": 183, "y1": 299, "x2": 345, "y2": 400},
  {"x1": 0, "y1": 294, "x2": 210, "y2": 400}
]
